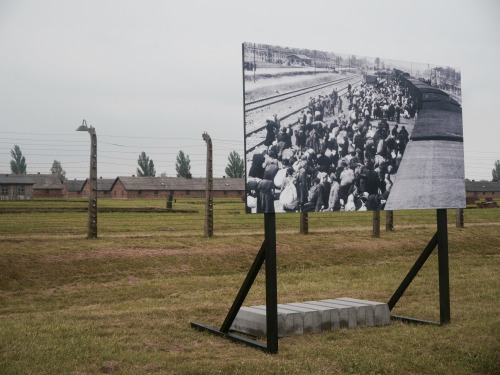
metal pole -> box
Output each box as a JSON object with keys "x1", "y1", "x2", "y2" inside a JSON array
[
  {"x1": 253, "y1": 43, "x2": 256, "y2": 83},
  {"x1": 202, "y1": 133, "x2": 213, "y2": 237},
  {"x1": 437, "y1": 209, "x2": 451, "y2": 324}
]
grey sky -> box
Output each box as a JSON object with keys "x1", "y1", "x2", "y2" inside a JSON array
[{"x1": 1, "y1": 0, "x2": 499, "y2": 180}]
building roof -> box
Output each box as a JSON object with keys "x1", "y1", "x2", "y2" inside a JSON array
[
  {"x1": 25, "y1": 174, "x2": 63, "y2": 189},
  {"x1": 80, "y1": 178, "x2": 116, "y2": 192},
  {"x1": 465, "y1": 180, "x2": 500, "y2": 192},
  {"x1": 97, "y1": 178, "x2": 116, "y2": 192},
  {"x1": 0, "y1": 174, "x2": 62, "y2": 189},
  {"x1": 65, "y1": 179, "x2": 86, "y2": 192},
  {"x1": 286, "y1": 53, "x2": 311, "y2": 61},
  {"x1": 114, "y1": 176, "x2": 244, "y2": 191},
  {"x1": 0, "y1": 174, "x2": 35, "y2": 185}
]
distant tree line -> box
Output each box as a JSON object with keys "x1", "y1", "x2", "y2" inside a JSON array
[{"x1": 8, "y1": 145, "x2": 245, "y2": 180}]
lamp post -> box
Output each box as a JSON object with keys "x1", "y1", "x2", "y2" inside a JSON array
[{"x1": 76, "y1": 119, "x2": 98, "y2": 239}]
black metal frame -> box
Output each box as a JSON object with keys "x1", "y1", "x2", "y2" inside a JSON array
[
  {"x1": 388, "y1": 209, "x2": 451, "y2": 325},
  {"x1": 192, "y1": 209, "x2": 451, "y2": 353},
  {"x1": 191, "y1": 213, "x2": 279, "y2": 353}
]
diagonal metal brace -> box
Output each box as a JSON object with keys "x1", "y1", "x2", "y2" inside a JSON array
[{"x1": 388, "y1": 209, "x2": 450, "y2": 325}]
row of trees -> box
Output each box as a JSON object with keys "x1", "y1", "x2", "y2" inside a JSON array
[
  {"x1": 8, "y1": 145, "x2": 245, "y2": 180},
  {"x1": 137, "y1": 150, "x2": 244, "y2": 178}
]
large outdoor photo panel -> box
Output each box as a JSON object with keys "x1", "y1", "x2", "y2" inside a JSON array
[{"x1": 243, "y1": 42, "x2": 465, "y2": 214}]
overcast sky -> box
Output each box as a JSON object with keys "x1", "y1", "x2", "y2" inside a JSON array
[{"x1": 1, "y1": 0, "x2": 499, "y2": 181}]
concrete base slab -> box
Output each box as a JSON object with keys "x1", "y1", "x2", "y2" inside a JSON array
[{"x1": 230, "y1": 298, "x2": 390, "y2": 338}]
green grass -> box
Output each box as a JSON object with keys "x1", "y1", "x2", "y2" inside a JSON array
[{"x1": 0, "y1": 199, "x2": 499, "y2": 374}]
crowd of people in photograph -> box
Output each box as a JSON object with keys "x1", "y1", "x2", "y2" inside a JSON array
[{"x1": 246, "y1": 76, "x2": 417, "y2": 213}]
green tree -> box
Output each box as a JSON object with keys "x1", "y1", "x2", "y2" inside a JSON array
[
  {"x1": 50, "y1": 160, "x2": 66, "y2": 182},
  {"x1": 175, "y1": 151, "x2": 191, "y2": 177},
  {"x1": 225, "y1": 151, "x2": 245, "y2": 178},
  {"x1": 492, "y1": 160, "x2": 500, "y2": 182},
  {"x1": 10, "y1": 145, "x2": 27, "y2": 174},
  {"x1": 137, "y1": 152, "x2": 156, "y2": 177}
]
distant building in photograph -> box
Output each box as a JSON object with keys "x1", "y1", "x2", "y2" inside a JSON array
[
  {"x1": 285, "y1": 53, "x2": 312, "y2": 66},
  {"x1": 242, "y1": 44, "x2": 312, "y2": 67}
]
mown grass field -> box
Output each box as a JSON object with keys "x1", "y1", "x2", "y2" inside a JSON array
[{"x1": 0, "y1": 199, "x2": 499, "y2": 374}]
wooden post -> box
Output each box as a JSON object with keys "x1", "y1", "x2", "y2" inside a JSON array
[
  {"x1": 455, "y1": 208, "x2": 464, "y2": 228},
  {"x1": 300, "y1": 211, "x2": 308, "y2": 234},
  {"x1": 372, "y1": 210, "x2": 380, "y2": 238},
  {"x1": 386, "y1": 210, "x2": 394, "y2": 231}
]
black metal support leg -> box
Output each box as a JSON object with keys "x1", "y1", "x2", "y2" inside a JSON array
[
  {"x1": 388, "y1": 231, "x2": 438, "y2": 311},
  {"x1": 389, "y1": 209, "x2": 451, "y2": 326},
  {"x1": 437, "y1": 209, "x2": 450, "y2": 324},
  {"x1": 219, "y1": 242, "x2": 266, "y2": 332},
  {"x1": 192, "y1": 213, "x2": 279, "y2": 353},
  {"x1": 264, "y1": 213, "x2": 278, "y2": 353}
]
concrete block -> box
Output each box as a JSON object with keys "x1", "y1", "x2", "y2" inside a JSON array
[
  {"x1": 230, "y1": 298, "x2": 390, "y2": 338},
  {"x1": 336, "y1": 298, "x2": 390, "y2": 326},
  {"x1": 253, "y1": 305, "x2": 303, "y2": 336},
  {"x1": 324, "y1": 299, "x2": 374, "y2": 327},
  {"x1": 305, "y1": 300, "x2": 356, "y2": 328},
  {"x1": 300, "y1": 301, "x2": 340, "y2": 331},
  {"x1": 281, "y1": 303, "x2": 322, "y2": 333},
  {"x1": 230, "y1": 306, "x2": 270, "y2": 338}
]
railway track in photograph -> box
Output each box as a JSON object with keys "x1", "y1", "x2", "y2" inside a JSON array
[
  {"x1": 245, "y1": 76, "x2": 356, "y2": 113},
  {"x1": 245, "y1": 74, "x2": 363, "y2": 153}
]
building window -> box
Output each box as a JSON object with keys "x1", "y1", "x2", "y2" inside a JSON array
[
  {"x1": 1, "y1": 186, "x2": 8, "y2": 195},
  {"x1": 45, "y1": 189, "x2": 50, "y2": 194},
  {"x1": 17, "y1": 186, "x2": 25, "y2": 195},
  {"x1": 154, "y1": 190, "x2": 158, "y2": 195},
  {"x1": 224, "y1": 191, "x2": 228, "y2": 195},
  {"x1": 138, "y1": 190, "x2": 142, "y2": 195},
  {"x1": 185, "y1": 190, "x2": 190, "y2": 195}
]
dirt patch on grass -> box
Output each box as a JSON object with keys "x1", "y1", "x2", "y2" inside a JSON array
[{"x1": 72, "y1": 246, "x2": 237, "y2": 261}]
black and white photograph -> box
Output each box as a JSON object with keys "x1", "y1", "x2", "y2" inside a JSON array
[{"x1": 243, "y1": 42, "x2": 465, "y2": 213}]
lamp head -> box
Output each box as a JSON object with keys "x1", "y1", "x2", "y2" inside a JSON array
[{"x1": 76, "y1": 119, "x2": 92, "y2": 132}]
